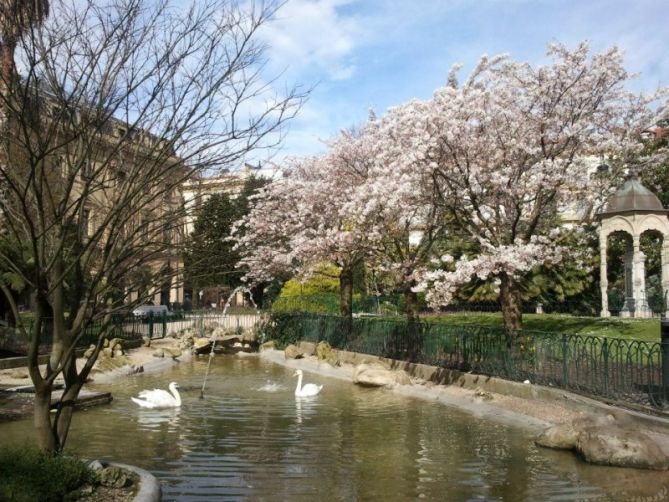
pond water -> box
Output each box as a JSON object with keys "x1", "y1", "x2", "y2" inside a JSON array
[{"x1": 2, "y1": 356, "x2": 668, "y2": 501}]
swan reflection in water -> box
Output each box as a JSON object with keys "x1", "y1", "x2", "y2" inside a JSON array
[
  {"x1": 135, "y1": 407, "x2": 182, "y2": 432},
  {"x1": 295, "y1": 395, "x2": 320, "y2": 424}
]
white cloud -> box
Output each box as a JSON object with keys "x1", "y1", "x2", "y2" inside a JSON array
[{"x1": 261, "y1": 0, "x2": 361, "y2": 81}]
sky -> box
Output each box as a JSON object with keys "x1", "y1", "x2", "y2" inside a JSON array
[{"x1": 253, "y1": 0, "x2": 669, "y2": 165}]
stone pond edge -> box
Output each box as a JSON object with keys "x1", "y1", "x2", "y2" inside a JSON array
[
  {"x1": 269, "y1": 341, "x2": 669, "y2": 435},
  {"x1": 108, "y1": 462, "x2": 161, "y2": 502}
]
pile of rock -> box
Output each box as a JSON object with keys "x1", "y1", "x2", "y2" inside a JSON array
[
  {"x1": 172, "y1": 325, "x2": 261, "y2": 356},
  {"x1": 283, "y1": 341, "x2": 341, "y2": 366},
  {"x1": 86, "y1": 338, "x2": 131, "y2": 372}
]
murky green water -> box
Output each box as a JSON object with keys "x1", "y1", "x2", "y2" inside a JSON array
[{"x1": 2, "y1": 356, "x2": 667, "y2": 501}]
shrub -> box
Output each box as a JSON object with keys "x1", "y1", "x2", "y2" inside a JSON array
[
  {"x1": 0, "y1": 445, "x2": 95, "y2": 501},
  {"x1": 260, "y1": 312, "x2": 304, "y2": 348}
]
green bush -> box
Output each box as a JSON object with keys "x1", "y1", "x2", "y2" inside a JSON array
[
  {"x1": 260, "y1": 312, "x2": 306, "y2": 348},
  {"x1": 0, "y1": 445, "x2": 95, "y2": 501}
]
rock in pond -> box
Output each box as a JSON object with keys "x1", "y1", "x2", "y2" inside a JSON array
[
  {"x1": 536, "y1": 414, "x2": 669, "y2": 470},
  {"x1": 284, "y1": 344, "x2": 303, "y2": 359},
  {"x1": 576, "y1": 427, "x2": 669, "y2": 471},
  {"x1": 352, "y1": 363, "x2": 411, "y2": 387},
  {"x1": 261, "y1": 340, "x2": 276, "y2": 351}
]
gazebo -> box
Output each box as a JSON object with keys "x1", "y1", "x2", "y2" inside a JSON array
[{"x1": 598, "y1": 177, "x2": 669, "y2": 318}]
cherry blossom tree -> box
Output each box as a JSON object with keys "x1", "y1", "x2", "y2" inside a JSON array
[
  {"x1": 412, "y1": 42, "x2": 666, "y2": 332},
  {"x1": 236, "y1": 128, "x2": 378, "y2": 318},
  {"x1": 345, "y1": 109, "x2": 450, "y2": 320},
  {"x1": 238, "y1": 42, "x2": 666, "y2": 333}
]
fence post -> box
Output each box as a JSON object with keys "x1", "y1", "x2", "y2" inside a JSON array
[
  {"x1": 662, "y1": 319, "x2": 669, "y2": 402},
  {"x1": 602, "y1": 338, "x2": 609, "y2": 396},
  {"x1": 148, "y1": 312, "x2": 154, "y2": 339},
  {"x1": 561, "y1": 333, "x2": 569, "y2": 388},
  {"x1": 162, "y1": 312, "x2": 167, "y2": 338}
]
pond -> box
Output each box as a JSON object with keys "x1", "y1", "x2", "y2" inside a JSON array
[{"x1": 2, "y1": 356, "x2": 667, "y2": 501}]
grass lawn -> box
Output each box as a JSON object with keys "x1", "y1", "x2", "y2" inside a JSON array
[{"x1": 423, "y1": 312, "x2": 662, "y2": 343}]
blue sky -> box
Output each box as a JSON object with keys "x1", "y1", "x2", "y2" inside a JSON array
[{"x1": 254, "y1": 0, "x2": 669, "y2": 164}]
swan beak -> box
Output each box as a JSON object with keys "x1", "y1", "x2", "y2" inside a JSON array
[{"x1": 292, "y1": 371, "x2": 298, "y2": 376}]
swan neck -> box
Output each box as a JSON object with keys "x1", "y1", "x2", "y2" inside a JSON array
[
  {"x1": 171, "y1": 386, "x2": 181, "y2": 406},
  {"x1": 295, "y1": 373, "x2": 303, "y2": 393}
]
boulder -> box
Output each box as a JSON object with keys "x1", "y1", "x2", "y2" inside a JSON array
[
  {"x1": 83, "y1": 344, "x2": 96, "y2": 359},
  {"x1": 86, "y1": 459, "x2": 105, "y2": 472},
  {"x1": 108, "y1": 338, "x2": 123, "y2": 351},
  {"x1": 315, "y1": 341, "x2": 333, "y2": 360},
  {"x1": 576, "y1": 427, "x2": 669, "y2": 471},
  {"x1": 218, "y1": 334, "x2": 242, "y2": 347},
  {"x1": 352, "y1": 363, "x2": 411, "y2": 387},
  {"x1": 284, "y1": 344, "x2": 303, "y2": 359},
  {"x1": 536, "y1": 414, "x2": 617, "y2": 450},
  {"x1": 163, "y1": 347, "x2": 182, "y2": 359},
  {"x1": 152, "y1": 349, "x2": 165, "y2": 358},
  {"x1": 536, "y1": 414, "x2": 669, "y2": 471},
  {"x1": 535, "y1": 422, "x2": 580, "y2": 450},
  {"x1": 94, "y1": 350, "x2": 129, "y2": 371},
  {"x1": 193, "y1": 337, "x2": 212, "y2": 355},
  {"x1": 180, "y1": 333, "x2": 194, "y2": 349},
  {"x1": 261, "y1": 340, "x2": 276, "y2": 351},
  {"x1": 112, "y1": 354, "x2": 129, "y2": 366}
]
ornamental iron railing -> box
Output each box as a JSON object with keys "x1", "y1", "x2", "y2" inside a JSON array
[{"x1": 264, "y1": 313, "x2": 669, "y2": 411}]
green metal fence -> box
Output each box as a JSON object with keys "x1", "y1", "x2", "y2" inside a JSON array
[
  {"x1": 264, "y1": 313, "x2": 669, "y2": 410},
  {"x1": 0, "y1": 317, "x2": 147, "y2": 355}
]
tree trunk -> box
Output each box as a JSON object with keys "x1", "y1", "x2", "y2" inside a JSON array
[
  {"x1": 0, "y1": 41, "x2": 15, "y2": 133},
  {"x1": 33, "y1": 385, "x2": 56, "y2": 452},
  {"x1": 500, "y1": 273, "x2": 522, "y2": 338},
  {"x1": 54, "y1": 383, "x2": 82, "y2": 451},
  {"x1": 403, "y1": 284, "x2": 419, "y2": 321},
  {"x1": 339, "y1": 265, "x2": 353, "y2": 318},
  {"x1": 0, "y1": 40, "x2": 15, "y2": 95}
]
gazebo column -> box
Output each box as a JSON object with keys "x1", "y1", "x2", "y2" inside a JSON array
[
  {"x1": 599, "y1": 233, "x2": 610, "y2": 317},
  {"x1": 632, "y1": 235, "x2": 649, "y2": 318},
  {"x1": 663, "y1": 238, "x2": 669, "y2": 318},
  {"x1": 621, "y1": 246, "x2": 634, "y2": 317}
]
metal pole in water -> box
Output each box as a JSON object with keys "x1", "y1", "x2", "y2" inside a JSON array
[
  {"x1": 661, "y1": 318, "x2": 669, "y2": 403},
  {"x1": 200, "y1": 344, "x2": 215, "y2": 399}
]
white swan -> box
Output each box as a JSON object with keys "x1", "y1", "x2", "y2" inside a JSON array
[
  {"x1": 131, "y1": 382, "x2": 181, "y2": 409},
  {"x1": 293, "y1": 369, "x2": 323, "y2": 397}
]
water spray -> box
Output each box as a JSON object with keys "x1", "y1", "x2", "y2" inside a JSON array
[{"x1": 199, "y1": 286, "x2": 259, "y2": 399}]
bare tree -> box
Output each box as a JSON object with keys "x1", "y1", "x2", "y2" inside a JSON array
[{"x1": 0, "y1": 0, "x2": 304, "y2": 453}]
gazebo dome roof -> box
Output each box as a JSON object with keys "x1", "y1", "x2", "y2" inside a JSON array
[{"x1": 599, "y1": 177, "x2": 668, "y2": 217}]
